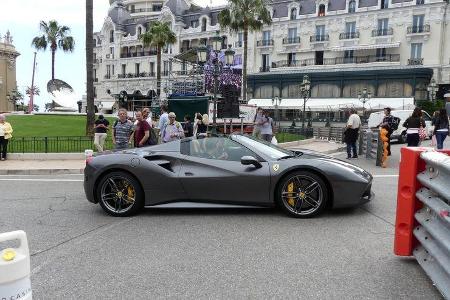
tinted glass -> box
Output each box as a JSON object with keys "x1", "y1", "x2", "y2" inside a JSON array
[
  {"x1": 232, "y1": 135, "x2": 294, "y2": 160},
  {"x1": 186, "y1": 137, "x2": 256, "y2": 161}
]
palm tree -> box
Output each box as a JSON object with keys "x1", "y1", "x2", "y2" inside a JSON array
[
  {"x1": 31, "y1": 20, "x2": 75, "y2": 81},
  {"x1": 85, "y1": 0, "x2": 95, "y2": 136},
  {"x1": 219, "y1": 0, "x2": 272, "y2": 102},
  {"x1": 140, "y1": 21, "x2": 177, "y2": 98}
]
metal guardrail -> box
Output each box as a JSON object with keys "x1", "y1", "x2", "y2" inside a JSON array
[
  {"x1": 414, "y1": 151, "x2": 450, "y2": 299},
  {"x1": 358, "y1": 129, "x2": 383, "y2": 166},
  {"x1": 313, "y1": 126, "x2": 345, "y2": 142}
]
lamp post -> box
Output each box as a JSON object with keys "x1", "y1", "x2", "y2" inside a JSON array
[
  {"x1": 196, "y1": 33, "x2": 235, "y2": 135},
  {"x1": 300, "y1": 75, "x2": 311, "y2": 129},
  {"x1": 358, "y1": 87, "x2": 371, "y2": 122},
  {"x1": 272, "y1": 96, "x2": 282, "y2": 126},
  {"x1": 427, "y1": 78, "x2": 437, "y2": 102}
]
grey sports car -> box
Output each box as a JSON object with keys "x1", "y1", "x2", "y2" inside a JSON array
[{"x1": 84, "y1": 134, "x2": 374, "y2": 218}]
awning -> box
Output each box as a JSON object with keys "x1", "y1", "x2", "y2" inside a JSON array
[
  {"x1": 248, "y1": 97, "x2": 414, "y2": 112},
  {"x1": 331, "y1": 42, "x2": 400, "y2": 52},
  {"x1": 98, "y1": 101, "x2": 115, "y2": 110}
]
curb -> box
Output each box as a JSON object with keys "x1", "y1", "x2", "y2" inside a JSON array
[{"x1": 0, "y1": 169, "x2": 84, "y2": 175}]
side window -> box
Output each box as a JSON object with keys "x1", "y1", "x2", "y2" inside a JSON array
[{"x1": 185, "y1": 137, "x2": 256, "y2": 162}]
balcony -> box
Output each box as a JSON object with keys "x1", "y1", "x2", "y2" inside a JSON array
[
  {"x1": 310, "y1": 34, "x2": 329, "y2": 42},
  {"x1": 180, "y1": 47, "x2": 192, "y2": 53},
  {"x1": 282, "y1": 37, "x2": 301, "y2": 44},
  {"x1": 416, "y1": 0, "x2": 424, "y2": 4},
  {"x1": 408, "y1": 58, "x2": 423, "y2": 65},
  {"x1": 407, "y1": 25, "x2": 430, "y2": 34},
  {"x1": 260, "y1": 66, "x2": 270, "y2": 72},
  {"x1": 104, "y1": 75, "x2": 111, "y2": 80},
  {"x1": 339, "y1": 32, "x2": 360, "y2": 40},
  {"x1": 272, "y1": 54, "x2": 400, "y2": 69},
  {"x1": 257, "y1": 39, "x2": 274, "y2": 47},
  {"x1": 234, "y1": 41, "x2": 243, "y2": 48},
  {"x1": 120, "y1": 50, "x2": 157, "y2": 58},
  {"x1": 117, "y1": 72, "x2": 156, "y2": 79},
  {"x1": 371, "y1": 28, "x2": 393, "y2": 37}
]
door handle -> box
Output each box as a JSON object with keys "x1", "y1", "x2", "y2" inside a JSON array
[{"x1": 185, "y1": 172, "x2": 194, "y2": 176}]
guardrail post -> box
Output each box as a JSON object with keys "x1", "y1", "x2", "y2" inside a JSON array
[
  {"x1": 366, "y1": 132, "x2": 372, "y2": 159},
  {"x1": 394, "y1": 147, "x2": 427, "y2": 256}
]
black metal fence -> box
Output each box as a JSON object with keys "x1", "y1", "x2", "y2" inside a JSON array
[{"x1": 8, "y1": 136, "x2": 114, "y2": 153}]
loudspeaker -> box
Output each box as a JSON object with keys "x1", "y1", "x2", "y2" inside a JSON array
[{"x1": 218, "y1": 85, "x2": 239, "y2": 118}]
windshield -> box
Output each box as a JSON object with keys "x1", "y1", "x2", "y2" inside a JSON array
[{"x1": 232, "y1": 135, "x2": 294, "y2": 160}]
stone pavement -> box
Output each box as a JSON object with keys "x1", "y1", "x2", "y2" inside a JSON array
[{"x1": 0, "y1": 139, "x2": 345, "y2": 175}]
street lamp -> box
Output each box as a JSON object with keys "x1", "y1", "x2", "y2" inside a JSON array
[
  {"x1": 427, "y1": 78, "x2": 437, "y2": 102},
  {"x1": 300, "y1": 75, "x2": 311, "y2": 129},
  {"x1": 358, "y1": 87, "x2": 371, "y2": 122},
  {"x1": 196, "y1": 33, "x2": 235, "y2": 135},
  {"x1": 272, "y1": 96, "x2": 282, "y2": 126}
]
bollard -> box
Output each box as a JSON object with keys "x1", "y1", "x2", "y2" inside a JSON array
[{"x1": 0, "y1": 231, "x2": 32, "y2": 300}]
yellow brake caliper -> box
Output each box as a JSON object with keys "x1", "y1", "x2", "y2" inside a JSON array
[
  {"x1": 127, "y1": 185, "x2": 135, "y2": 204},
  {"x1": 287, "y1": 182, "x2": 295, "y2": 207}
]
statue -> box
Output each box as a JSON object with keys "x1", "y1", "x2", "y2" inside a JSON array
[{"x1": 3, "y1": 30, "x2": 13, "y2": 44}]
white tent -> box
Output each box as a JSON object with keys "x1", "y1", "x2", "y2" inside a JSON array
[{"x1": 248, "y1": 98, "x2": 415, "y2": 112}]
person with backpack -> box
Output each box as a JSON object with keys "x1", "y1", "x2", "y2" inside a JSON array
[
  {"x1": 161, "y1": 112, "x2": 185, "y2": 143},
  {"x1": 260, "y1": 110, "x2": 274, "y2": 142},
  {"x1": 378, "y1": 107, "x2": 399, "y2": 156},
  {"x1": 112, "y1": 108, "x2": 134, "y2": 150},
  {"x1": 433, "y1": 108, "x2": 449, "y2": 150},
  {"x1": 183, "y1": 115, "x2": 194, "y2": 138},
  {"x1": 403, "y1": 107, "x2": 426, "y2": 147}
]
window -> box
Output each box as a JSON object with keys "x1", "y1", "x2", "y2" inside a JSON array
[
  {"x1": 121, "y1": 64, "x2": 126, "y2": 76},
  {"x1": 109, "y1": 30, "x2": 114, "y2": 43},
  {"x1": 412, "y1": 15, "x2": 425, "y2": 33},
  {"x1": 378, "y1": 18, "x2": 389, "y2": 35},
  {"x1": 411, "y1": 43, "x2": 422, "y2": 59},
  {"x1": 150, "y1": 62, "x2": 155, "y2": 76},
  {"x1": 288, "y1": 53, "x2": 296, "y2": 65},
  {"x1": 263, "y1": 30, "x2": 271, "y2": 41},
  {"x1": 290, "y1": 8, "x2": 297, "y2": 20},
  {"x1": 381, "y1": 0, "x2": 388, "y2": 9},
  {"x1": 129, "y1": 5, "x2": 135, "y2": 13},
  {"x1": 346, "y1": 22, "x2": 356, "y2": 34},
  {"x1": 135, "y1": 63, "x2": 140, "y2": 75},
  {"x1": 348, "y1": 0, "x2": 356, "y2": 13},
  {"x1": 190, "y1": 20, "x2": 198, "y2": 28},
  {"x1": 316, "y1": 25, "x2": 325, "y2": 40},
  {"x1": 201, "y1": 18, "x2": 207, "y2": 32},
  {"x1": 183, "y1": 137, "x2": 256, "y2": 162},
  {"x1": 234, "y1": 54, "x2": 242, "y2": 65},
  {"x1": 376, "y1": 48, "x2": 386, "y2": 60},
  {"x1": 163, "y1": 61, "x2": 169, "y2": 76},
  {"x1": 262, "y1": 54, "x2": 270, "y2": 71},
  {"x1": 112, "y1": 65, "x2": 115, "y2": 76},
  {"x1": 138, "y1": 27, "x2": 142, "y2": 37},
  {"x1": 153, "y1": 4, "x2": 162, "y2": 11},
  {"x1": 110, "y1": 47, "x2": 114, "y2": 55},
  {"x1": 288, "y1": 28, "x2": 297, "y2": 39},
  {"x1": 318, "y1": 4, "x2": 326, "y2": 16},
  {"x1": 106, "y1": 65, "x2": 111, "y2": 78},
  {"x1": 344, "y1": 50, "x2": 354, "y2": 63}
]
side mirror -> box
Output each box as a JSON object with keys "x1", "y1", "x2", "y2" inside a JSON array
[{"x1": 241, "y1": 156, "x2": 262, "y2": 168}]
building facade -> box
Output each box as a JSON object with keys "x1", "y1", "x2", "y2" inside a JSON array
[
  {"x1": 93, "y1": 0, "x2": 450, "y2": 111},
  {"x1": 0, "y1": 31, "x2": 19, "y2": 112}
]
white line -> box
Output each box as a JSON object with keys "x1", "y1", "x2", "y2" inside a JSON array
[
  {"x1": 372, "y1": 175, "x2": 399, "y2": 178},
  {"x1": 0, "y1": 179, "x2": 83, "y2": 182}
]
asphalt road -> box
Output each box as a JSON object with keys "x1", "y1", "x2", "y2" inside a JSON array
[{"x1": 0, "y1": 143, "x2": 444, "y2": 299}]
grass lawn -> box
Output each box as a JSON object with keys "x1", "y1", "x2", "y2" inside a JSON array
[
  {"x1": 6, "y1": 115, "x2": 116, "y2": 137},
  {"x1": 276, "y1": 132, "x2": 305, "y2": 143}
]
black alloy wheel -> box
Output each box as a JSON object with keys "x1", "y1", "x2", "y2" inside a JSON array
[
  {"x1": 97, "y1": 171, "x2": 144, "y2": 217},
  {"x1": 277, "y1": 170, "x2": 328, "y2": 218}
]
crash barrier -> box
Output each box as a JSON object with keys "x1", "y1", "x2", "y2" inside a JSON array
[
  {"x1": 0, "y1": 230, "x2": 32, "y2": 300},
  {"x1": 313, "y1": 126, "x2": 345, "y2": 142},
  {"x1": 358, "y1": 129, "x2": 383, "y2": 166},
  {"x1": 394, "y1": 148, "x2": 450, "y2": 299}
]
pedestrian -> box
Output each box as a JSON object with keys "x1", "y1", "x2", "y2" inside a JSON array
[
  {"x1": 134, "y1": 111, "x2": 150, "y2": 148},
  {"x1": 142, "y1": 107, "x2": 154, "y2": 127},
  {"x1": 158, "y1": 104, "x2": 169, "y2": 139},
  {"x1": 430, "y1": 110, "x2": 439, "y2": 147},
  {"x1": 93, "y1": 115, "x2": 109, "y2": 152},
  {"x1": 0, "y1": 114, "x2": 13, "y2": 161},
  {"x1": 183, "y1": 115, "x2": 194, "y2": 138},
  {"x1": 433, "y1": 108, "x2": 449, "y2": 150},
  {"x1": 252, "y1": 107, "x2": 263, "y2": 138},
  {"x1": 378, "y1": 107, "x2": 397, "y2": 156},
  {"x1": 403, "y1": 107, "x2": 426, "y2": 147},
  {"x1": 194, "y1": 113, "x2": 208, "y2": 138},
  {"x1": 344, "y1": 108, "x2": 361, "y2": 159},
  {"x1": 112, "y1": 108, "x2": 134, "y2": 150},
  {"x1": 260, "y1": 110, "x2": 274, "y2": 142},
  {"x1": 161, "y1": 112, "x2": 184, "y2": 143}
]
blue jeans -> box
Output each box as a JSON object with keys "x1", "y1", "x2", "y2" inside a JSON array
[
  {"x1": 347, "y1": 142, "x2": 357, "y2": 158},
  {"x1": 435, "y1": 131, "x2": 448, "y2": 149}
]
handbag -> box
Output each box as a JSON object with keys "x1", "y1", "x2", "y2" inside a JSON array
[{"x1": 418, "y1": 127, "x2": 427, "y2": 141}]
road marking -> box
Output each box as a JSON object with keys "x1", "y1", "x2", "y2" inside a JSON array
[
  {"x1": 0, "y1": 178, "x2": 83, "y2": 182},
  {"x1": 372, "y1": 175, "x2": 399, "y2": 178}
]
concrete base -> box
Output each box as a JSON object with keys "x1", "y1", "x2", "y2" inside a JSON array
[{"x1": 8, "y1": 153, "x2": 85, "y2": 160}]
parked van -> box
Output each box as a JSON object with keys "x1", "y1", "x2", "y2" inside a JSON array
[{"x1": 367, "y1": 110, "x2": 434, "y2": 143}]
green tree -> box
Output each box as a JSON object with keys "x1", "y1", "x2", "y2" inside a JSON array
[
  {"x1": 31, "y1": 20, "x2": 75, "y2": 81},
  {"x1": 85, "y1": 0, "x2": 96, "y2": 136},
  {"x1": 219, "y1": 0, "x2": 272, "y2": 102},
  {"x1": 140, "y1": 21, "x2": 177, "y2": 98}
]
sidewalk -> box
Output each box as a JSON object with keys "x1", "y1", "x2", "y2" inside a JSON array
[{"x1": 0, "y1": 139, "x2": 345, "y2": 175}]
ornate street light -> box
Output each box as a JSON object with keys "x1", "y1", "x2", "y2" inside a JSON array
[
  {"x1": 300, "y1": 74, "x2": 311, "y2": 129},
  {"x1": 272, "y1": 96, "x2": 282, "y2": 125},
  {"x1": 427, "y1": 78, "x2": 437, "y2": 102},
  {"x1": 358, "y1": 87, "x2": 371, "y2": 122},
  {"x1": 211, "y1": 33, "x2": 223, "y2": 52},
  {"x1": 196, "y1": 45, "x2": 208, "y2": 64},
  {"x1": 224, "y1": 45, "x2": 235, "y2": 66}
]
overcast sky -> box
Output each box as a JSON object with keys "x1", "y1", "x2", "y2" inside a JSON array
[{"x1": 0, "y1": 0, "x2": 227, "y2": 110}]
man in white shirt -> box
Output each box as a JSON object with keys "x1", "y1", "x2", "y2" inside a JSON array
[
  {"x1": 158, "y1": 104, "x2": 169, "y2": 138},
  {"x1": 345, "y1": 108, "x2": 361, "y2": 159}
]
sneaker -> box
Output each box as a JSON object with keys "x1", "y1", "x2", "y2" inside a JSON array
[
  {"x1": 346, "y1": 156, "x2": 351, "y2": 159},
  {"x1": 352, "y1": 156, "x2": 358, "y2": 159}
]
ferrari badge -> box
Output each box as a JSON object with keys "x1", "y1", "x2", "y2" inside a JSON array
[{"x1": 273, "y1": 164, "x2": 280, "y2": 172}]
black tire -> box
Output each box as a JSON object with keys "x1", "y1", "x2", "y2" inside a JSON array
[
  {"x1": 276, "y1": 170, "x2": 328, "y2": 218},
  {"x1": 97, "y1": 171, "x2": 144, "y2": 217}
]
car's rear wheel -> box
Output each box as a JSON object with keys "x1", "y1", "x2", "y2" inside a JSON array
[
  {"x1": 97, "y1": 171, "x2": 144, "y2": 217},
  {"x1": 277, "y1": 171, "x2": 328, "y2": 218}
]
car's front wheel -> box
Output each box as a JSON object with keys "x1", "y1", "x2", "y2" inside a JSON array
[
  {"x1": 277, "y1": 171, "x2": 328, "y2": 218},
  {"x1": 97, "y1": 171, "x2": 144, "y2": 217}
]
